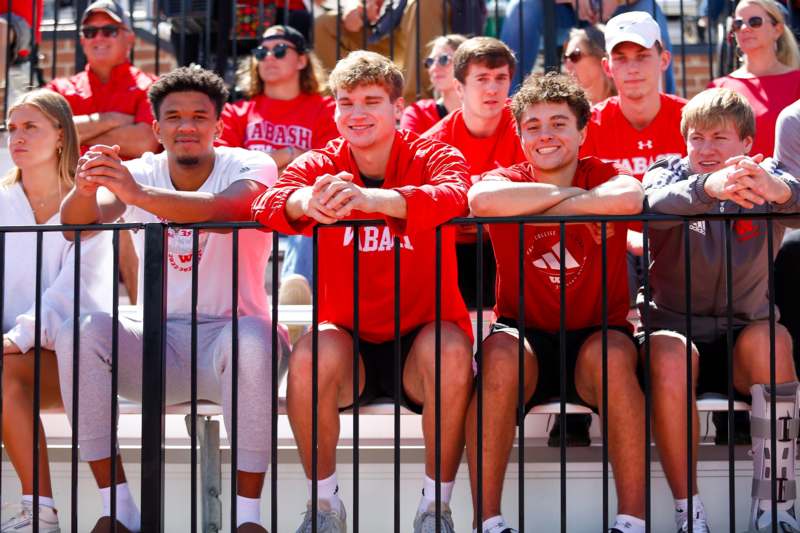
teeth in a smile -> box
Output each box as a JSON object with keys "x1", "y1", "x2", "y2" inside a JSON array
[{"x1": 537, "y1": 147, "x2": 558, "y2": 154}]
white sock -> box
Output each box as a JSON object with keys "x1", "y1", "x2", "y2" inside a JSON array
[
  {"x1": 418, "y1": 476, "x2": 455, "y2": 513},
  {"x1": 675, "y1": 495, "x2": 706, "y2": 525},
  {"x1": 611, "y1": 514, "x2": 646, "y2": 533},
  {"x1": 99, "y1": 483, "x2": 140, "y2": 532},
  {"x1": 22, "y1": 494, "x2": 56, "y2": 510},
  {"x1": 307, "y1": 473, "x2": 342, "y2": 514},
  {"x1": 482, "y1": 515, "x2": 509, "y2": 533},
  {"x1": 236, "y1": 495, "x2": 261, "y2": 527}
]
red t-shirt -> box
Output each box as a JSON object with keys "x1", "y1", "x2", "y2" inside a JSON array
[
  {"x1": 580, "y1": 94, "x2": 687, "y2": 180},
  {"x1": 252, "y1": 130, "x2": 473, "y2": 343},
  {"x1": 709, "y1": 71, "x2": 800, "y2": 159},
  {"x1": 217, "y1": 93, "x2": 338, "y2": 152},
  {"x1": 46, "y1": 63, "x2": 157, "y2": 155},
  {"x1": 485, "y1": 158, "x2": 633, "y2": 333},
  {"x1": 400, "y1": 99, "x2": 445, "y2": 134},
  {"x1": 424, "y1": 106, "x2": 527, "y2": 242}
]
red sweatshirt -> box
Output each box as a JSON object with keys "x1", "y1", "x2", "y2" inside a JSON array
[{"x1": 252, "y1": 130, "x2": 473, "y2": 343}]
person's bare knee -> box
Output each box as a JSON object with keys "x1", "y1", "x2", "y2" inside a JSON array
[
  {"x1": 480, "y1": 333, "x2": 536, "y2": 398},
  {"x1": 648, "y1": 331, "x2": 699, "y2": 394},
  {"x1": 735, "y1": 322, "x2": 798, "y2": 388},
  {"x1": 576, "y1": 331, "x2": 638, "y2": 405}
]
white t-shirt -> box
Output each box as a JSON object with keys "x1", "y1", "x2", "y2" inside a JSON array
[
  {"x1": 122, "y1": 147, "x2": 278, "y2": 318},
  {"x1": 1, "y1": 181, "x2": 113, "y2": 352}
]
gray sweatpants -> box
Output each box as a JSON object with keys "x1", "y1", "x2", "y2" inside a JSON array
[{"x1": 54, "y1": 312, "x2": 283, "y2": 473}]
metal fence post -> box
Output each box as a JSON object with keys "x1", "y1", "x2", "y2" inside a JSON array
[{"x1": 141, "y1": 223, "x2": 168, "y2": 533}]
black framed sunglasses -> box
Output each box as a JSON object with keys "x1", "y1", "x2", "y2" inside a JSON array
[
  {"x1": 424, "y1": 54, "x2": 452, "y2": 68},
  {"x1": 732, "y1": 15, "x2": 774, "y2": 31},
  {"x1": 252, "y1": 43, "x2": 296, "y2": 60},
  {"x1": 81, "y1": 24, "x2": 123, "y2": 39},
  {"x1": 563, "y1": 48, "x2": 584, "y2": 63}
]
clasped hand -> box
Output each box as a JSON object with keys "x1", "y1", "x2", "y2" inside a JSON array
[
  {"x1": 302, "y1": 172, "x2": 374, "y2": 224},
  {"x1": 75, "y1": 144, "x2": 143, "y2": 205},
  {"x1": 704, "y1": 154, "x2": 791, "y2": 209}
]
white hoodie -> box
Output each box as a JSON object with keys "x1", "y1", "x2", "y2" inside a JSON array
[{"x1": 1, "y1": 181, "x2": 113, "y2": 352}]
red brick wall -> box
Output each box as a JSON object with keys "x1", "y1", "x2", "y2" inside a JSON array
[{"x1": 671, "y1": 50, "x2": 718, "y2": 98}]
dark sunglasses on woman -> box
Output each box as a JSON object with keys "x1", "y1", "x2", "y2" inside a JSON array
[
  {"x1": 252, "y1": 43, "x2": 297, "y2": 60},
  {"x1": 424, "y1": 54, "x2": 452, "y2": 68},
  {"x1": 563, "y1": 48, "x2": 584, "y2": 63}
]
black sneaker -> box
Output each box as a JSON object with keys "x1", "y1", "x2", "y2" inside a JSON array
[
  {"x1": 712, "y1": 411, "x2": 751, "y2": 445},
  {"x1": 548, "y1": 413, "x2": 592, "y2": 447}
]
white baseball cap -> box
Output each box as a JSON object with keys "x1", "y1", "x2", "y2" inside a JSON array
[{"x1": 604, "y1": 11, "x2": 662, "y2": 54}]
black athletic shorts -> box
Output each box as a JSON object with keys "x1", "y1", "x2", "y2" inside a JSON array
[
  {"x1": 489, "y1": 318, "x2": 636, "y2": 415},
  {"x1": 339, "y1": 327, "x2": 424, "y2": 415}
]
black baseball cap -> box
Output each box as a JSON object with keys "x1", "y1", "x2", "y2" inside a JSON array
[{"x1": 261, "y1": 25, "x2": 308, "y2": 53}]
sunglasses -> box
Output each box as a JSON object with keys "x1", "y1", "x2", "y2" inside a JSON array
[
  {"x1": 252, "y1": 43, "x2": 296, "y2": 60},
  {"x1": 563, "y1": 48, "x2": 584, "y2": 63},
  {"x1": 424, "y1": 54, "x2": 452, "y2": 68},
  {"x1": 81, "y1": 24, "x2": 123, "y2": 39},
  {"x1": 732, "y1": 15, "x2": 774, "y2": 31}
]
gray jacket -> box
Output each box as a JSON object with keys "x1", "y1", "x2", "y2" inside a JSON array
[{"x1": 640, "y1": 156, "x2": 800, "y2": 342}]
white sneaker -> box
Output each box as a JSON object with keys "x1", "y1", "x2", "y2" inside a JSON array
[
  {"x1": 1, "y1": 501, "x2": 60, "y2": 533},
  {"x1": 295, "y1": 499, "x2": 346, "y2": 533},
  {"x1": 677, "y1": 513, "x2": 710, "y2": 532}
]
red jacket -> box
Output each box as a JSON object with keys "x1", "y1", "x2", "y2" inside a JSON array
[{"x1": 252, "y1": 130, "x2": 473, "y2": 343}]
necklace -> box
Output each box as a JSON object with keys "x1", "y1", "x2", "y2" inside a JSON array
[{"x1": 27, "y1": 191, "x2": 62, "y2": 213}]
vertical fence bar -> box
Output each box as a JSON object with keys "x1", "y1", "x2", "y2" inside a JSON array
[
  {"x1": 707, "y1": 11, "x2": 714, "y2": 81},
  {"x1": 179, "y1": 0, "x2": 186, "y2": 66},
  {"x1": 767, "y1": 219, "x2": 778, "y2": 533},
  {"x1": 518, "y1": 222, "x2": 527, "y2": 533},
  {"x1": 543, "y1": 0, "x2": 558, "y2": 71},
  {"x1": 203, "y1": 0, "x2": 212, "y2": 69},
  {"x1": 335, "y1": 0, "x2": 341, "y2": 61},
  {"x1": 558, "y1": 221, "x2": 566, "y2": 533},
  {"x1": 388, "y1": 0, "x2": 395, "y2": 60},
  {"x1": 141, "y1": 223, "x2": 168, "y2": 533},
  {"x1": 435, "y1": 225, "x2": 443, "y2": 533},
  {"x1": 70, "y1": 231, "x2": 81, "y2": 533},
  {"x1": 724, "y1": 219, "x2": 735, "y2": 533},
  {"x1": 361, "y1": 0, "x2": 367, "y2": 49},
  {"x1": 190, "y1": 228, "x2": 199, "y2": 533},
  {"x1": 32, "y1": 231, "x2": 43, "y2": 533},
  {"x1": 3, "y1": 7, "x2": 12, "y2": 122},
  {"x1": 51, "y1": 1, "x2": 60, "y2": 81},
  {"x1": 601, "y1": 222, "x2": 609, "y2": 531},
  {"x1": 683, "y1": 220, "x2": 694, "y2": 533},
  {"x1": 415, "y1": 0, "x2": 421, "y2": 99},
  {"x1": 231, "y1": 1, "x2": 238, "y2": 82},
  {"x1": 679, "y1": 0, "x2": 687, "y2": 97},
  {"x1": 155, "y1": 0, "x2": 162, "y2": 75},
  {"x1": 29, "y1": 0, "x2": 39, "y2": 88},
  {"x1": 110, "y1": 229, "x2": 120, "y2": 532},
  {"x1": 517, "y1": 0, "x2": 524, "y2": 89},
  {"x1": 642, "y1": 220, "x2": 652, "y2": 533},
  {"x1": 230, "y1": 228, "x2": 240, "y2": 531},
  {"x1": 270, "y1": 233, "x2": 279, "y2": 533},
  {"x1": 352, "y1": 225, "x2": 360, "y2": 533},
  {"x1": 393, "y1": 235, "x2": 401, "y2": 533},
  {"x1": 75, "y1": 0, "x2": 88, "y2": 73},
  {"x1": 128, "y1": 0, "x2": 135, "y2": 64},
  {"x1": 311, "y1": 226, "x2": 319, "y2": 533},
  {"x1": 476, "y1": 223, "x2": 484, "y2": 531}
]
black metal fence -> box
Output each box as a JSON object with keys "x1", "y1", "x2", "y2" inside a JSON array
[{"x1": 0, "y1": 211, "x2": 796, "y2": 532}]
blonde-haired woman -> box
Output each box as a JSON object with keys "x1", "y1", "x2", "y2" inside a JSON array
[
  {"x1": 400, "y1": 34, "x2": 466, "y2": 134},
  {"x1": 1, "y1": 89, "x2": 112, "y2": 532},
  {"x1": 563, "y1": 25, "x2": 617, "y2": 105},
  {"x1": 710, "y1": 0, "x2": 800, "y2": 157}
]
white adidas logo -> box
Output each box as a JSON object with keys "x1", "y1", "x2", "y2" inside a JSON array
[{"x1": 532, "y1": 243, "x2": 580, "y2": 270}]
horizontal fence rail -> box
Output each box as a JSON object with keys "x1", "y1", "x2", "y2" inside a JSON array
[{"x1": 0, "y1": 212, "x2": 797, "y2": 531}]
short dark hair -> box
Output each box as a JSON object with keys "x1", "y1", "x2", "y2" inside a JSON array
[
  {"x1": 452, "y1": 36, "x2": 517, "y2": 84},
  {"x1": 148, "y1": 66, "x2": 229, "y2": 119},
  {"x1": 510, "y1": 72, "x2": 591, "y2": 130}
]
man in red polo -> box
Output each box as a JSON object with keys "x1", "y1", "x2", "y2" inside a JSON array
[{"x1": 47, "y1": 0, "x2": 159, "y2": 159}]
